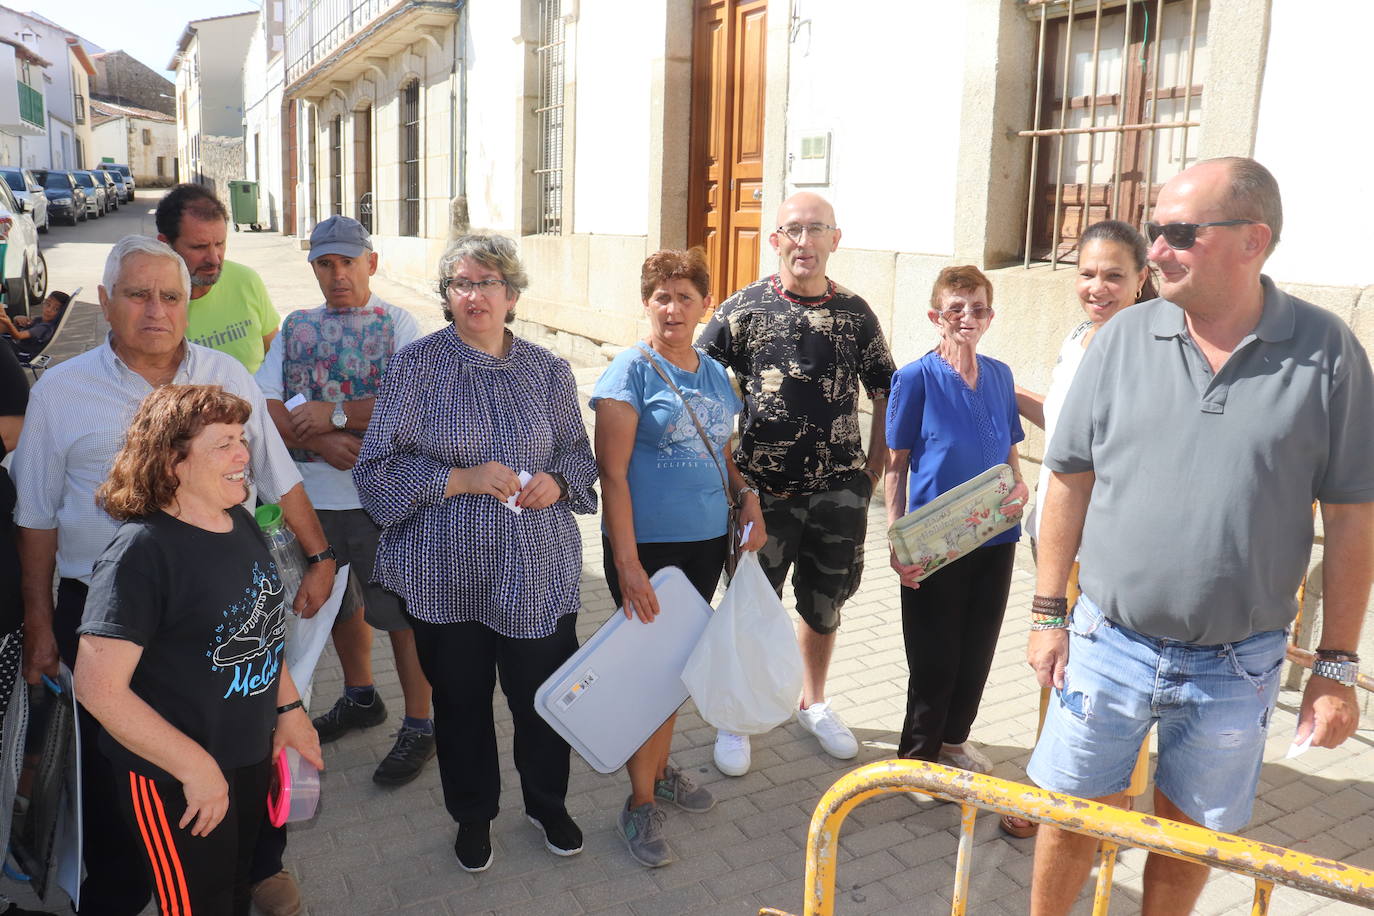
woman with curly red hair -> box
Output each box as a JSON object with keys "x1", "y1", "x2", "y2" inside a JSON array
[{"x1": 75, "y1": 384, "x2": 322, "y2": 916}]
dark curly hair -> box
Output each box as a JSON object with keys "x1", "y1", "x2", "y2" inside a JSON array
[{"x1": 97, "y1": 385, "x2": 252, "y2": 521}]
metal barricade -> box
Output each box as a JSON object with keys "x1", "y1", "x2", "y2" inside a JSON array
[{"x1": 759, "y1": 760, "x2": 1374, "y2": 916}]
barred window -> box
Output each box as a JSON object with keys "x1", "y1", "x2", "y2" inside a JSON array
[
  {"x1": 1021, "y1": 0, "x2": 1208, "y2": 265},
  {"x1": 534, "y1": 0, "x2": 565, "y2": 235},
  {"x1": 330, "y1": 115, "x2": 343, "y2": 216},
  {"x1": 400, "y1": 79, "x2": 420, "y2": 237}
]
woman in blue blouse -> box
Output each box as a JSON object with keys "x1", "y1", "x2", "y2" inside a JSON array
[
  {"x1": 353, "y1": 233, "x2": 599, "y2": 874},
  {"x1": 883, "y1": 265, "x2": 1028, "y2": 771},
  {"x1": 591, "y1": 249, "x2": 765, "y2": 868}
]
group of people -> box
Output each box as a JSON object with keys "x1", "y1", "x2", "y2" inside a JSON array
[{"x1": 0, "y1": 152, "x2": 1367, "y2": 916}]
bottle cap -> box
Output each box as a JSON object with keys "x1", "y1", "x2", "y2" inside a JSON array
[{"x1": 254, "y1": 503, "x2": 284, "y2": 532}]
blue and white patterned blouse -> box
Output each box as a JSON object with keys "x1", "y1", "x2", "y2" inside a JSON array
[{"x1": 353, "y1": 328, "x2": 598, "y2": 637}]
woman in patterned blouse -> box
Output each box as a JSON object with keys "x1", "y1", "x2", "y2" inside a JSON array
[{"x1": 353, "y1": 233, "x2": 598, "y2": 874}]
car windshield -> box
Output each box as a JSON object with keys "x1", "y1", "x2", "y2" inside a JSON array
[
  {"x1": 0, "y1": 171, "x2": 24, "y2": 192},
  {"x1": 72, "y1": 172, "x2": 95, "y2": 188},
  {"x1": 44, "y1": 173, "x2": 70, "y2": 190}
]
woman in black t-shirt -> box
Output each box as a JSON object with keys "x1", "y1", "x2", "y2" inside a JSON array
[{"x1": 75, "y1": 385, "x2": 323, "y2": 916}]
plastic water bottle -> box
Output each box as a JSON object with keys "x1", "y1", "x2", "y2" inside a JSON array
[{"x1": 253, "y1": 503, "x2": 309, "y2": 614}]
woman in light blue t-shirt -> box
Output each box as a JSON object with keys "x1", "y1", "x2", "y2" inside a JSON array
[{"x1": 590, "y1": 249, "x2": 766, "y2": 868}]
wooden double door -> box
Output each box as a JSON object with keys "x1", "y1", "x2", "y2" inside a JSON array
[{"x1": 688, "y1": 0, "x2": 767, "y2": 309}]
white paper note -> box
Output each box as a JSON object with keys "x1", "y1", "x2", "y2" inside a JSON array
[
  {"x1": 503, "y1": 471, "x2": 535, "y2": 514},
  {"x1": 283, "y1": 392, "x2": 308, "y2": 411}
]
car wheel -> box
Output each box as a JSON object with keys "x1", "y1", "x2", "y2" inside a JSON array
[{"x1": 26, "y1": 251, "x2": 46, "y2": 307}]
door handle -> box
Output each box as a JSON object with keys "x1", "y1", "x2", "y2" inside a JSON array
[{"x1": 752, "y1": 188, "x2": 762, "y2": 201}]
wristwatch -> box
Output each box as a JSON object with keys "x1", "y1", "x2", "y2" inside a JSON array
[
  {"x1": 1312, "y1": 658, "x2": 1360, "y2": 687},
  {"x1": 331, "y1": 403, "x2": 348, "y2": 429},
  {"x1": 305, "y1": 545, "x2": 337, "y2": 565},
  {"x1": 735, "y1": 486, "x2": 760, "y2": 503}
]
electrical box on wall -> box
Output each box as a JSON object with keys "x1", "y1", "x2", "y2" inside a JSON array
[{"x1": 790, "y1": 130, "x2": 831, "y2": 186}]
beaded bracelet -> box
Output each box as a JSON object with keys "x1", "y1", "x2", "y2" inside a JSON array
[{"x1": 1030, "y1": 617, "x2": 1068, "y2": 630}]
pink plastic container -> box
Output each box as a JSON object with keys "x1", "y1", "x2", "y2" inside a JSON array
[{"x1": 267, "y1": 747, "x2": 321, "y2": 827}]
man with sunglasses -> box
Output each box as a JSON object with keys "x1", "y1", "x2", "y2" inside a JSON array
[
  {"x1": 698, "y1": 192, "x2": 896, "y2": 776},
  {"x1": 1026, "y1": 157, "x2": 1374, "y2": 915}
]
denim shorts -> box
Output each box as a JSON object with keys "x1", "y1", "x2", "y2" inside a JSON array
[{"x1": 1026, "y1": 594, "x2": 1286, "y2": 832}]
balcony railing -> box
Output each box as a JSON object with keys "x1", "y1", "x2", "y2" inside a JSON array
[
  {"x1": 18, "y1": 83, "x2": 43, "y2": 128},
  {"x1": 285, "y1": 0, "x2": 398, "y2": 87}
]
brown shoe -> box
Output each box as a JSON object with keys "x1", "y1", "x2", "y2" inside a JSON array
[{"x1": 250, "y1": 870, "x2": 303, "y2": 916}]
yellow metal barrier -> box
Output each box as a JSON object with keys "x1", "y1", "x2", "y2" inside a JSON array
[{"x1": 759, "y1": 760, "x2": 1374, "y2": 916}]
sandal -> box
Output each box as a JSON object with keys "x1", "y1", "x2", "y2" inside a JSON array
[{"x1": 999, "y1": 814, "x2": 1037, "y2": 839}]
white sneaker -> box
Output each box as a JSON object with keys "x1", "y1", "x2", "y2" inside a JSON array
[
  {"x1": 796, "y1": 701, "x2": 858, "y2": 760},
  {"x1": 713, "y1": 730, "x2": 751, "y2": 776},
  {"x1": 939, "y1": 741, "x2": 992, "y2": 774}
]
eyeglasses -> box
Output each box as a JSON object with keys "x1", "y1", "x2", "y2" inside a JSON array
[
  {"x1": 777, "y1": 222, "x2": 836, "y2": 243},
  {"x1": 941, "y1": 306, "x2": 993, "y2": 321},
  {"x1": 1144, "y1": 219, "x2": 1257, "y2": 250},
  {"x1": 442, "y1": 277, "x2": 508, "y2": 296}
]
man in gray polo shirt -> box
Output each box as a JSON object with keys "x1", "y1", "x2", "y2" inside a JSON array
[{"x1": 1025, "y1": 157, "x2": 1374, "y2": 915}]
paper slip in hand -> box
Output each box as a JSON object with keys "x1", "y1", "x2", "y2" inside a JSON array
[
  {"x1": 1284, "y1": 730, "x2": 1313, "y2": 760},
  {"x1": 283, "y1": 393, "x2": 308, "y2": 411},
  {"x1": 503, "y1": 471, "x2": 534, "y2": 514}
]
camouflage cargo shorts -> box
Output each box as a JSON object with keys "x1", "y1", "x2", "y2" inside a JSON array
[{"x1": 756, "y1": 470, "x2": 874, "y2": 635}]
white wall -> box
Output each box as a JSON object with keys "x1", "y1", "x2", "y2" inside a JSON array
[
  {"x1": 196, "y1": 15, "x2": 257, "y2": 138},
  {"x1": 461, "y1": 1, "x2": 524, "y2": 232},
  {"x1": 783, "y1": 0, "x2": 965, "y2": 256},
  {"x1": 90, "y1": 117, "x2": 125, "y2": 164},
  {"x1": 571, "y1": 0, "x2": 652, "y2": 236},
  {"x1": 1253, "y1": 5, "x2": 1374, "y2": 288},
  {"x1": 243, "y1": 17, "x2": 285, "y2": 228}
]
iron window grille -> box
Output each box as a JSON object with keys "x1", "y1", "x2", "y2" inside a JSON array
[
  {"x1": 534, "y1": 0, "x2": 565, "y2": 235},
  {"x1": 1020, "y1": 0, "x2": 1208, "y2": 266},
  {"x1": 400, "y1": 80, "x2": 420, "y2": 237}
]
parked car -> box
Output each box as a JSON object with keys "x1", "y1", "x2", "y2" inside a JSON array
[
  {"x1": 106, "y1": 170, "x2": 129, "y2": 204},
  {"x1": 94, "y1": 169, "x2": 119, "y2": 211},
  {"x1": 0, "y1": 178, "x2": 47, "y2": 316},
  {"x1": 97, "y1": 162, "x2": 134, "y2": 201},
  {"x1": 0, "y1": 167, "x2": 48, "y2": 233},
  {"x1": 70, "y1": 170, "x2": 106, "y2": 217},
  {"x1": 40, "y1": 170, "x2": 85, "y2": 225}
]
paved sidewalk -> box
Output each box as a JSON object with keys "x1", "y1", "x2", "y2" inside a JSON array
[{"x1": 19, "y1": 222, "x2": 1374, "y2": 915}]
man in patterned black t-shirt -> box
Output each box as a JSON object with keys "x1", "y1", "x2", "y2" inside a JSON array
[{"x1": 699, "y1": 192, "x2": 896, "y2": 776}]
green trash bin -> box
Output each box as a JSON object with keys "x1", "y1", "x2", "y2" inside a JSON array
[{"x1": 227, "y1": 179, "x2": 260, "y2": 230}]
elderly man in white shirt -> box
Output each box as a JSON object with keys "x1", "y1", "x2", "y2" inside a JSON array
[{"x1": 12, "y1": 235, "x2": 331, "y2": 916}]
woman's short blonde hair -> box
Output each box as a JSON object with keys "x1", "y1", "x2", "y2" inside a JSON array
[
  {"x1": 97, "y1": 385, "x2": 252, "y2": 521},
  {"x1": 930, "y1": 265, "x2": 993, "y2": 312}
]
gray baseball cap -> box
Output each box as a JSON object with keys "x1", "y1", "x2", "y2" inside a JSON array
[{"x1": 308, "y1": 215, "x2": 372, "y2": 262}]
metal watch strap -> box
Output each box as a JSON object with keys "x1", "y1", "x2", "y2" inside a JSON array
[{"x1": 1311, "y1": 658, "x2": 1359, "y2": 687}]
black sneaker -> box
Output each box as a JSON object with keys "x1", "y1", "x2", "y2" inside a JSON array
[
  {"x1": 312, "y1": 693, "x2": 388, "y2": 743},
  {"x1": 372, "y1": 725, "x2": 436, "y2": 786},
  {"x1": 526, "y1": 811, "x2": 583, "y2": 857},
  {"x1": 454, "y1": 821, "x2": 492, "y2": 872}
]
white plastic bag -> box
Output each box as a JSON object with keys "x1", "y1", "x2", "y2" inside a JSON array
[{"x1": 681, "y1": 551, "x2": 803, "y2": 735}]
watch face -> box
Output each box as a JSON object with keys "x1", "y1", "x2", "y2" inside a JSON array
[{"x1": 332, "y1": 405, "x2": 347, "y2": 428}]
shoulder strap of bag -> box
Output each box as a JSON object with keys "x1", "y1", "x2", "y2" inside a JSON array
[{"x1": 636, "y1": 344, "x2": 734, "y2": 506}]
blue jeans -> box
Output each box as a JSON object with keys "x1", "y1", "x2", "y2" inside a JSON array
[{"x1": 1027, "y1": 594, "x2": 1286, "y2": 832}]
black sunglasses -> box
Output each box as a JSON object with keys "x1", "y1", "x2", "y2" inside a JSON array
[{"x1": 1144, "y1": 219, "x2": 1257, "y2": 250}]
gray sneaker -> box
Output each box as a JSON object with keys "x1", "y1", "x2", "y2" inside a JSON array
[
  {"x1": 617, "y1": 799, "x2": 674, "y2": 868},
  {"x1": 654, "y1": 764, "x2": 715, "y2": 813}
]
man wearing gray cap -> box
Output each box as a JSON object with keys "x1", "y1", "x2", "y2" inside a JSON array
[{"x1": 255, "y1": 215, "x2": 435, "y2": 790}]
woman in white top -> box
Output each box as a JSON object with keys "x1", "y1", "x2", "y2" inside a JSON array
[{"x1": 1007, "y1": 219, "x2": 1154, "y2": 839}]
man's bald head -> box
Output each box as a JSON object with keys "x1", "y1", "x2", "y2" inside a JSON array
[
  {"x1": 775, "y1": 192, "x2": 836, "y2": 229},
  {"x1": 771, "y1": 193, "x2": 841, "y2": 296}
]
